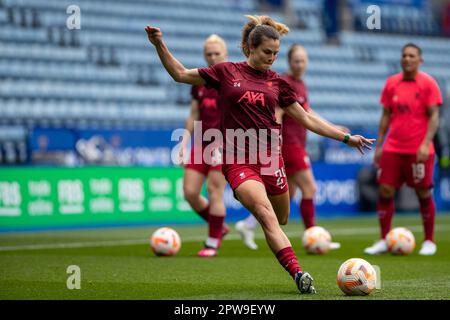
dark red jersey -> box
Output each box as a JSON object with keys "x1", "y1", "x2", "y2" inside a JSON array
[
  {"x1": 191, "y1": 85, "x2": 220, "y2": 134},
  {"x1": 280, "y1": 74, "x2": 310, "y2": 148},
  {"x1": 198, "y1": 61, "x2": 297, "y2": 164}
]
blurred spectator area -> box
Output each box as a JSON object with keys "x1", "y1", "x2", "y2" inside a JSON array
[
  {"x1": 351, "y1": 0, "x2": 442, "y2": 36},
  {"x1": 0, "y1": 0, "x2": 449, "y2": 165}
]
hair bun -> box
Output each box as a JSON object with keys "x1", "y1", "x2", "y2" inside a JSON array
[{"x1": 241, "y1": 15, "x2": 289, "y2": 57}]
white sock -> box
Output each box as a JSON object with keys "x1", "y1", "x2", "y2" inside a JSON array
[{"x1": 205, "y1": 237, "x2": 219, "y2": 249}]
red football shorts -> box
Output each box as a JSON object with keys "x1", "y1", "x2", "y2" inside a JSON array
[
  {"x1": 222, "y1": 156, "x2": 288, "y2": 196},
  {"x1": 377, "y1": 151, "x2": 435, "y2": 189},
  {"x1": 281, "y1": 144, "x2": 311, "y2": 176},
  {"x1": 184, "y1": 143, "x2": 222, "y2": 176}
]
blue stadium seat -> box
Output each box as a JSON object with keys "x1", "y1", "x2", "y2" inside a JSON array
[{"x1": 0, "y1": 0, "x2": 448, "y2": 128}]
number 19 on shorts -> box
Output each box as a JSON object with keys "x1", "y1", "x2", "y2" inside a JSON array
[{"x1": 412, "y1": 163, "x2": 425, "y2": 182}]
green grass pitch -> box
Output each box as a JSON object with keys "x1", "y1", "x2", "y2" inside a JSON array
[{"x1": 1, "y1": 214, "x2": 449, "y2": 300}]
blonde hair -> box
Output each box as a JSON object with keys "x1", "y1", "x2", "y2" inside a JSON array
[
  {"x1": 241, "y1": 15, "x2": 289, "y2": 57},
  {"x1": 204, "y1": 34, "x2": 227, "y2": 53},
  {"x1": 288, "y1": 44, "x2": 307, "y2": 61}
]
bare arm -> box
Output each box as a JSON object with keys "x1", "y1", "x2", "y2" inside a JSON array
[
  {"x1": 376, "y1": 108, "x2": 391, "y2": 148},
  {"x1": 422, "y1": 106, "x2": 440, "y2": 146},
  {"x1": 373, "y1": 107, "x2": 391, "y2": 167},
  {"x1": 417, "y1": 105, "x2": 440, "y2": 162},
  {"x1": 178, "y1": 99, "x2": 200, "y2": 163},
  {"x1": 284, "y1": 102, "x2": 374, "y2": 154},
  {"x1": 181, "y1": 99, "x2": 200, "y2": 147},
  {"x1": 278, "y1": 105, "x2": 348, "y2": 132},
  {"x1": 145, "y1": 26, "x2": 205, "y2": 85}
]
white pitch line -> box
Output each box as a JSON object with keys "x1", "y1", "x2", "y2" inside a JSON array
[
  {"x1": 0, "y1": 239, "x2": 149, "y2": 252},
  {"x1": 0, "y1": 224, "x2": 449, "y2": 252}
]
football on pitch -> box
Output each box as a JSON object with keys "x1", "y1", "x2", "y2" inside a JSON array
[
  {"x1": 302, "y1": 226, "x2": 332, "y2": 254},
  {"x1": 386, "y1": 227, "x2": 415, "y2": 255},
  {"x1": 150, "y1": 227, "x2": 181, "y2": 256},
  {"x1": 337, "y1": 258, "x2": 377, "y2": 296}
]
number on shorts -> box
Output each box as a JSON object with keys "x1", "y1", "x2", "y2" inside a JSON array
[
  {"x1": 412, "y1": 163, "x2": 425, "y2": 181},
  {"x1": 275, "y1": 168, "x2": 286, "y2": 187}
]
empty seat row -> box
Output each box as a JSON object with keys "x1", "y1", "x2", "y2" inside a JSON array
[
  {"x1": 309, "y1": 91, "x2": 380, "y2": 108},
  {"x1": 318, "y1": 109, "x2": 381, "y2": 127},
  {"x1": 306, "y1": 76, "x2": 384, "y2": 92},
  {"x1": 341, "y1": 31, "x2": 450, "y2": 52},
  {"x1": 353, "y1": 4, "x2": 440, "y2": 36},
  {"x1": 0, "y1": 25, "x2": 48, "y2": 43},
  {"x1": 0, "y1": 43, "x2": 88, "y2": 62},
  {"x1": 7, "y1": 0, "x2": 248, "y2": 26},
  {"x1": 0, "y1": 98, "x2": 189, "y2": 122},
  {"x1": 0, "y1": 60, "x2": 129, "y2": 83},
  {"x1": 0, "y1": 80, "x2": 168, "y2": 103}
]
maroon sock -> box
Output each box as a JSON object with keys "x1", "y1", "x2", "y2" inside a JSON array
[
  {"x1": 276, "y1": 247, "x2": 302, "y2": 279},
  {"x1": 377, "y1": 196, "x2": 394, "y2": 239},
  {"x1": 197, "y1": 205, "x2": 209, "y2": 222},
  {"x1": 419, "y1": 196, "x2": 436, "y2": 242},
  {"x1": 300, "y1": 198, "x2": 315, "y2": 229},
  {"x1": 208, "y1": 214, "x2": 225, "y2": 240}
]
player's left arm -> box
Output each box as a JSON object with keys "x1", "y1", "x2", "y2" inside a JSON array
[
  {"x1": 284, "y1": 102, "x2": 374, "y2": 154},
  {"x1": 307, "y1": 109, "x2": 350, "y2": 133},
  {"x1": 417, "y1": 105, "x2": 440, "y2": 163}
]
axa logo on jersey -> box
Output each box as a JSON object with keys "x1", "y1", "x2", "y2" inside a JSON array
[{"x1": 238, "y1": 91, "x2": 265, "y2": 107}]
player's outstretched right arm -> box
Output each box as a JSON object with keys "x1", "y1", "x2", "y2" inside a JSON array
[{"x1": 145, "y1": 26, "x2": 206, "y2": 85}]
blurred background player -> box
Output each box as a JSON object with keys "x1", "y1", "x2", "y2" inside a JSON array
[
  {"x1": 236, "y1": 44, "x2": 346, "y2": 251},
  {"x1": 365, "y1": 43, "x2": 443, "y2": 256},
  {"x1": 146, "y1": 15, "x2": 374, "y2": 294},
  {"x1": 179, "y1": 35, "x2": 229, "y2": 257}
]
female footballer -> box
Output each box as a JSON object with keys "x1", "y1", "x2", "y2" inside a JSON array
[{"x1": 146, "y1": 15, "x2": 374, "y2": 294}]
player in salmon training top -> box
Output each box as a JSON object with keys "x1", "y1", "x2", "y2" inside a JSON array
[
  {"x1": 364, "y1": 43, "x2": 442, "y2": 256},
  {"x1": 146, "y1": 15, "x2": 374, "y2": 294},
  {"x1": 235, "y1": 44, "x2": 345, "y2": 251},
  {"x1": 179, "y1": 35, "x2": 229, "y2": 257}
]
